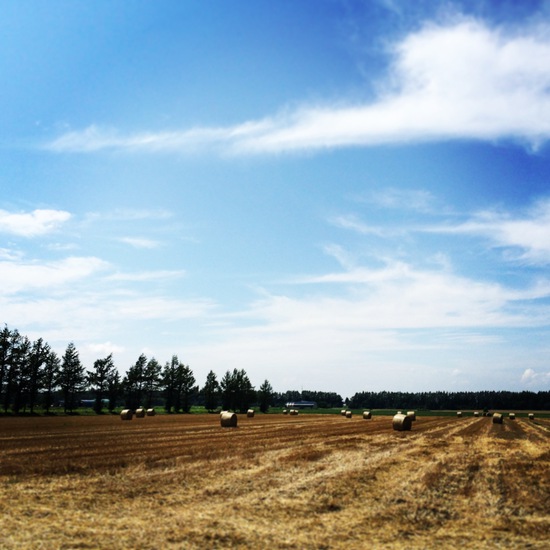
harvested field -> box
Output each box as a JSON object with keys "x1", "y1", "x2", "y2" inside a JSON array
[{"x1": 0, "y1": 413, "x2": 549, "y2": 549}]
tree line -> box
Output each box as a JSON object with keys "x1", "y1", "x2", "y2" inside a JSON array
[
  {"x1": 0, "y1": 326, "x2": 275, "y2": 414},
  {"x1": 348, "y1": 390, "x2": 550, "y2": 411},
  {"x1": 2, "y1": 325, "x2": 548, "y2": 414}
]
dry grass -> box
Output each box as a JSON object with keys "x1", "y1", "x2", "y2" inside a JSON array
[{"x1": 0, "y1": 413, "x2": 549, "y2": 549}]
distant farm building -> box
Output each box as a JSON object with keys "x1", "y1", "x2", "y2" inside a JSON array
[{"x1": 285, "y1": 401, "x2": 317, "y2": 409}]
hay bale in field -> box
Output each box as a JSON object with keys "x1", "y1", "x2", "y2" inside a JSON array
[
  {"x1": 135, "y1": 408, "x2": 145, "y2": 418},
  {"x1": 289, "y1": 409, "x2": 299, "y2": 416},
  {"x1": 456, "y1": 411, "x2": 462, "y2": 417},
  {"x1": 473, "y1": 411, "x2": 479, "y2": 417},
  {"x1": 528, "y1": 413, "x2": 535, "y2": 421},
  {"x1": 120, "y1": 409, "x2": 133, "y2": 420},
  {"x1": 392, "y1": 413, "x2": 412, "y2": 431},
  {"x1": 406, "y1": 411, "x2": 416, "y2": 421},
  {"x1": 341, "y1": 409, "x2": 347, "y2": 416},
  {"x1": 220, "y1": 411, "x2": 238, "y2": 428},
  {"x1": 146, "y1": 408, "x2": 156, "y2": 416},
  {"x1": 345, "y1": 410, "x2": 352, "y2": 418},
  {"x1": 397, "y1": 410, "x2": 402, "y2": 415},
  {"x1": 508, "y1": 413, "x2": 516, "y2": 420},
  {"x1": 492, "y1": 413, "x2": 503, "y2": 424},
  {"x1": 363, "y1": 411, "x2": 372, "y2": 420},
  {"x1": 247, "y1": 409, "x2": 255, "y2": 418},
  {"x1": 283, "y1": 409, "x2": 288, "y2": 415}
]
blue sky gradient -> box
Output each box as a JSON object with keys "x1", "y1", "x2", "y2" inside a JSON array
[{"x1": 2, "y1": 0, "x2": 550, "y2": 397}]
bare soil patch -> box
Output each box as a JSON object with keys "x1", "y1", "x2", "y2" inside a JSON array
[{"x1": 0, "y1": 413, "x2": 548, "y2": 549}]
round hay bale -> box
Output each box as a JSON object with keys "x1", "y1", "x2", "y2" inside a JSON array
[
  {"x1": 392, "y1": 413, "x2": 412, "y2": 431},
  {"x1": 220, "y1": 411, "x2": 238, "y2": 428},
  {"x1": 508, "y1": 412, "x2": 516, "y2": 420},
  {"x1": 289, "y1": 409, "x2": 299, "y2": 416},
  {"x1": 396, "y1": 410, "x2": 402, "y2": 415},
  {"x1": 363, "y1": 411, "x2": 372, "y2": 420},
  {"x1": 247, "y1": 409, "x2": 255, "y2": 418},
  {"x1": 473, "y1": 411, "x2": 479, "y2": 417},
  {"x1": 120, "y1": 409, "x2": 133, "y2": 420},
  {"x1": 406, "y1": 411, "x2": 416, "y2": 421},
  {"x1": 345, "y1": 410, "x2": 352, "y2": 418},
  {"x1": 492, "y1": 413, "x2": 503, "y2": 424},
  {"x1": 146, "y1": 408, "x2": 156, "y2": 416},
  {"x1": 135, "y1": 408, "x2": 145, "y2": 418},
  {"x1": 528, "y1": 413, "x2": 535, "y2": 421},
  {"x1": 283, "y1": 409, "x2": 288, "y2": 415},
  {"x1": 456, "y1": 411, "x2": 462, "y2": 417},
  {"x1": 340, "y1": 409, "x2": 347, "y2": 416}
]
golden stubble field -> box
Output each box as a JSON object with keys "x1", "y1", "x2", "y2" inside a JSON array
[{"x1": 0, "y1": 412, "x2": 549, "y2": 549}]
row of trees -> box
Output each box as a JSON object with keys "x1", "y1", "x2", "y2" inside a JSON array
[
  {"x1": 348, "y1": 390, "x2": 550, "y2": 411},
  {"x1": 3, "y1": 325, "x2": 548, "y2": 415},
  {"x1": 0, "y1": 326, "x2": 275, "y2": 414}
]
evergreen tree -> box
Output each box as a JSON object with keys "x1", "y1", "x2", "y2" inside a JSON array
[
  {"x1": 257, "y1": 379, "x2": 274, "y2": 413},
  {"x1": 123, "y1": 353, "x2": 147, "y2": 410},
  {"x1": 87, "y1": 354, "x2": 116, "y2": 414},
  {"x1": 220, "y1": 369, "x2": 255, "y2": 413},
  {"x1": 162, "y1": 355, "x2": 179, "y2": 413},
  {"x1": 57, "y1": 343, "x2": 86, "y2": 413},
  {"x1": 106, "y1": 369, "x2": 121, "y2": 412},
  {"x1": 26, "y1": 338, "x2": 51, "y2": 414},
  {"x1": 176, "y1": 363, "x2": 196, "y2": 413},
  {"x1": 41, "y1": 349, "x2": 60, "y2": 413},
  {"x1": 202, "y1": 370, "x2": 220, "y2": 412},
  {"x1": 143, "y1": 357, "x2": 162, "y2": 409},
  {"x1": 0, "y1": 325, "x2": 11, "y2": 407},
  {"x1": 4, "y1": 332, "x2": 30, "y2": 413}
]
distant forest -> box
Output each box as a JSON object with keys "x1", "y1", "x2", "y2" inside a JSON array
[{"x1": 1, "y1": 325, "x2": 548, "y2": 414}]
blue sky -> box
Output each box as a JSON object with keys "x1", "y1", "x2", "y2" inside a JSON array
[{"x1": 2, "y1": 0, "x2": 550, "y2": 397}]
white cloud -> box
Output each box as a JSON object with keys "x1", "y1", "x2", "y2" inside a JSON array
[
  {"x1": 428, "y1": 198, "x2": 550, "y2": 264},
  {"x1": 46, "y1": 17, "x2": 550, "y2": 155},
  {"x1": 330, "y1": 215, "x2": 386, "y2": 236},
  {"x1": 0, "y1": 256, "x2": 109, "y2": 294},
  {"x1": 521, "y1": 367, "x2": 550, "y2": 386},
  {"x1": 0, "y1": 209, "x2": 71, "y2": 237},
  {"x1": 85, "y1": 341, "x2": 126, "y2": 356},
  {"x1": 260, "y1": 261, "x2": 550, "y2": 331},
  {"x1": 118, "y1": 237, "x2": 162, "y2": 249}
]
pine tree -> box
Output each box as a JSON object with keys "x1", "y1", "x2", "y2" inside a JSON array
[
  {"x1": 258, "y1": 379, "x2": 274, "y2": 413},
  {"x1": 58, "y1": 343, "x2": 86, "y2": 413},
  {"x1": 123, "y1": 354, "x2": 147, "y2": 410},
  {"x1": 202, "y1": 370, "x2": 220, "y2": 412},
  {"x1": 143, "y1": 357, "x2": 162, "y2": 409},
  {"x1": 87, "y1": 354, "x2": 116, "y2": 414}
]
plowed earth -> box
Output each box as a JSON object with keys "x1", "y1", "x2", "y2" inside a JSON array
[{"x1": 0, "y1": 413, "x2": 549, "y2": 549}]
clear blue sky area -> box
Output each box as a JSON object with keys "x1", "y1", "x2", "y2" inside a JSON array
[{"x1": 2, "y1": 0, "x2": 550, "y2": 397}]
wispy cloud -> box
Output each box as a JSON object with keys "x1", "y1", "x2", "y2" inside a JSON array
[
  {"x1": 0, "y1": 256, "x2": 109, "y2": 294},
  {"x1": 45, "y1": 17, "x2": 550, "y2": 155},
  {"x1": 106, "y1": 269, "x2": 185, "y2": 282},
  {"x1": 330, "y1": 214, "x2": 386, "y2": 236},
  {"x1": 427, "y1": 197, "x2": 550, "y2": 264},
  {"x1": 0, "y1": 209, "x2": 71, "y2": 237},
  {"x1": 118, "y1": 237, "x2": 162, "y2": 249}
]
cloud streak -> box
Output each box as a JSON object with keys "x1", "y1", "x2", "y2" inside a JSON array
[
  {"x1": 46, "y1": 17, "x2": 550, "y2": 155},
  {"x1": 426, "y1": 198, "x2": 550, "y2": 265}
]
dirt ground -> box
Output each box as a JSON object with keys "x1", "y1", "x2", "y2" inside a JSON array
[{"x1": 0, "y1": 412, "x2": 549, "y2": 549}]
